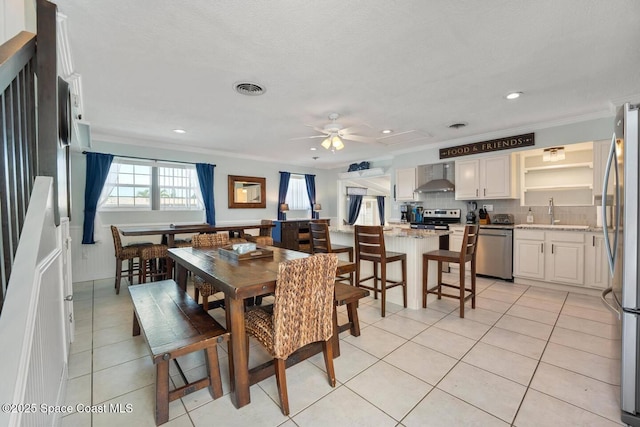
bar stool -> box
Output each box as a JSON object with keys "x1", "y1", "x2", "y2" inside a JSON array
[
  {"x1": 310, "y1": 221, "x2": 354, "y2": 285},
  {"x1": 110, "y1": 225, "x2": 155, "y2": 294},
  {"x1": 139, "y1": 244, "x2": 170, "y2": 283},
  {"x1": 422, "y1": 224, "x2": 479, "y2": 318},
  {"x1": 354, "y1": 225, "x2": 407, "y2": 317}
]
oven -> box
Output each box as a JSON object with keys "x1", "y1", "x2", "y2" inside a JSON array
[{"x1": 411, "y1": 209, "x2": 461, "y2": 272}]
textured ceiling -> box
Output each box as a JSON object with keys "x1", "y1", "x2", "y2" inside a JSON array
[{"x1": 55, "y1": 0, "x2": 640, "y2": 169}]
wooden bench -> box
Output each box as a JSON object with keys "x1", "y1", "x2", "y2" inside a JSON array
[
  {"x1": 129, "y1": 280, "x2": 229, "y2": 425},
  {"x1": 332, "y1": 282, "x2": 370, "y2": 357}
]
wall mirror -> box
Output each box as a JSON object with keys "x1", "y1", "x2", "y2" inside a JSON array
[{"x1": 228, "y1": 175, "x2": 266, "y2": 208}]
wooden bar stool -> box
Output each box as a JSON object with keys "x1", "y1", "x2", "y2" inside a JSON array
[
  {"x1": 354, "y1": 225, "x2": 407, "y2": 317},
  {"x1": 310, "y1": 221, "x2": 354, "y2": 285},
  {"x1": 139, "y1": 244, "x2": 170, "y2": 283},
  {"x1": 422, "y1": 224, "x2": 479, "y2": 318}
]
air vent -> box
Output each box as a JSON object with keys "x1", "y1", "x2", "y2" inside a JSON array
[
  {"x1": 448, "y1": 122, "x2": 467, "y2": 129},
  {"x1": 234, "y1": 82, "x2": 265, "y2": 96}
]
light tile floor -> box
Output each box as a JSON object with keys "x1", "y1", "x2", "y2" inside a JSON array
[{"x1": 62, "y1": 274, "x2": 624, "y2": 426}]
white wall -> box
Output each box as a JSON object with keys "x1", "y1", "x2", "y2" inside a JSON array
[{"x1": 1, "y1": 0, "x2": 36, "y2": 44}]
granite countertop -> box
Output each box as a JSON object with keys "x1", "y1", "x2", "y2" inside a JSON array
[
  {"x1": 330, "y1": 226, "x2": 450, "y2": 238},
  {"x1": 514, "y1": 224, "x2": 607, "y2": 232}
]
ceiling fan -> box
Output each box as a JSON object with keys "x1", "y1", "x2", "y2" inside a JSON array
[{"x1": 291, "y1": 113, "x2": 374, "y2": 152}]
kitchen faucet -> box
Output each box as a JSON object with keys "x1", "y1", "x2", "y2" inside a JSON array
[{"x1": 548, "y1": 197, "x2": 555, "y2": 225}]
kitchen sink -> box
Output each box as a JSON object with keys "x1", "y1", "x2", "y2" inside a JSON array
[{"x1": 517, "y1": 224, "x2": 590, "y2": 230}]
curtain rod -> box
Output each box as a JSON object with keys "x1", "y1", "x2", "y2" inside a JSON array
[
  {"x1": 82, "y1": 151, "x2": 215, "y2": 167},
  {"x1": 279, "y1": 171, "x2": 315, "y2": 176}
]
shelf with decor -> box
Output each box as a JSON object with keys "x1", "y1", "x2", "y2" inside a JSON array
[{"x1": 520, "y1": 142, "x2": 594, "y2": 206}]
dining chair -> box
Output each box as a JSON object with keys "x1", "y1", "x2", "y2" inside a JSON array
[
  {"x1": 245, "y1": 219, "x2": 274, "y2": 246},
  {"x1": 191, "y1": 233, "x2": 234, "y2": 311},
  {"x1": 422, "y1": 224, "x2": 479, "y2": 318},
  {"x1": 244, "y1": 253, "x2": 339, "y2": 415},
  {"x1": 354, "y1": 225, "x2": 407, "y2": 317},
  {"x1": 309, "y1": 221, "x2": 354, "y2": 285},
  {"x1": 110, "y1": 225, "x2": 156, "y2": 294}
]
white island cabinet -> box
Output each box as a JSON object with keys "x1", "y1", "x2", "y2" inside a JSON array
[{"x1": 329, "y1": 227, "x2": 447, "y2": 310}]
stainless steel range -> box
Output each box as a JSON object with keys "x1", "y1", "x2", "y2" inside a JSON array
[
  {"x1": 411, "y1": 209, "x2": 461, "y2": 273},
  {"x1": 410, "y1": 209, "x2": 462, "y2": 230}
]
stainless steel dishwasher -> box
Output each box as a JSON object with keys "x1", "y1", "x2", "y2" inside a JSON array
[{"x1": 476, "y1": 224, "x2": 513, "y2": 281}]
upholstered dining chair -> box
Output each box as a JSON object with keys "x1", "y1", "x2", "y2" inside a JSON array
[
  {"x1": 354, "y1": 225, "x2": 407, "y2": 317},
  {"x1": 309, "y1": 221, "x2": 354, "y2": 285},
  {"x1": 422, "y1": 224, "x2": 479, "y2": 318},
  {"x1": 244, "y1": 253, "x2": 339, "y2": 415}
]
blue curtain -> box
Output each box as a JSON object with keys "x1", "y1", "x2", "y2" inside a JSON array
[
  {"x1": 278, "y1": 172, "x2": 291, "y2": 220},
  {"x1": 347, "y1": 195, "x2": 363, "y2": 225},
  {"x1": 196, "y1": 163, "x2": 216, "y2": 225},
  {"x1": 377, "y1": 196, "x2": 385, "y2": 225},
  {"x1": 82, "y1": 152, "x2": 114, "y2": 244},
  {"x1": 304, "y1": 174, "x2": 317, "y2": 219}
]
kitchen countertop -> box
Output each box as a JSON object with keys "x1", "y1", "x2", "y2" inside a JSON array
[
  {"x1": 330, "y1": 226, "x2": 450, "y2": 238},
  {"x1": 514, "y1": 224, "x2": 608, "y2": 232}
]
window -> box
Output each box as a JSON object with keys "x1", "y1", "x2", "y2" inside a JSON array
[
  {"x1": 285, "y1": 174, "x2": 310, "y2": 211},
  {"x1": 101, "y1": 159, "x2": 203, "y2": 211},
  {"x1": 353, "y1": 197, "x2": 380, "y2": 226}
]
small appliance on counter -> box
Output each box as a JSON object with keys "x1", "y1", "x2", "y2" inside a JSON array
[
  {"x1": 466, "y1": 201, "x2": 477, "y2": 224},
  {"x1": 400, "y1": 204, "x2": 409, "y2": 223},
  {"x1": 491, "y1": 213, "x2": 514, "y2": 225}
]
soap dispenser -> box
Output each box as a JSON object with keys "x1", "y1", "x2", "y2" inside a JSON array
[{"x1": 527, "y1": 208, "x2": 534, "y2": 223}]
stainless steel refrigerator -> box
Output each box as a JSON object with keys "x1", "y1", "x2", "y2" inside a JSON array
[{"x1": 602, "y1": 102, "x2": 640, "y2": 426}]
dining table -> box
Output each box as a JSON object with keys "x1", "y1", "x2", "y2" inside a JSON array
[
  {"x1": 168, "y1": 245, "x2": 357, "y2": 409},
  {"x1": 119, "y1": 223, "x2": 275, "y2": 276}
]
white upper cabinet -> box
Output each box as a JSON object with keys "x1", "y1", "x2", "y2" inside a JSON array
[
  {"x1": 395, "y1": 167, "x2": 417, "y2": 201},
  {"x1": 455, "y1": 153, "x2": 517, "y2": 200}
]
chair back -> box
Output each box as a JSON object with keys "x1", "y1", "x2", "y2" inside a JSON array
[
  {"x1": 354, "y1": 225, "x2": 386, "y2": 262},
  {"x1": 259, "y1": 219, "x2": 273, "y2": 237},
  {"x1": 192, "y1": 233, "x2": 229, "y2": 248},
  {"x1": 460, "y1": 224, "x2": 480, "y2": 263},
  {"x1": 309, "y1": 222, "x2": 332, "y2": 254},
  {"x1": 110, "y1": 225, "x2": 124, "y2": 256},
  {"x1": 272, "y1": 253, "x2": 338, "y2": 359}
]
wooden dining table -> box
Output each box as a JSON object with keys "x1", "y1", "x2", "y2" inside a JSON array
[
  {"x1": 168, "y1": 245, "x2": 357, "y2": 409},
  {"x1": 119, "y1": 223, "x2": 275, "y2": 276}
]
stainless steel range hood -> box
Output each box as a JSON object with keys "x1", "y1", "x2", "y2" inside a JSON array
[{"x1": 414, "y1": 163, "x2": 455, "y2": 193}]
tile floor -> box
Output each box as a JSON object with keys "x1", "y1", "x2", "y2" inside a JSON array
[{"x1": 62, "y1": 273, "x2": 624, "y2": 426}]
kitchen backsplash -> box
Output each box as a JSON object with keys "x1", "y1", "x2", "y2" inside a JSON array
[{"x1": 398, "y1": 192, "x2": 597, "y2": 226}]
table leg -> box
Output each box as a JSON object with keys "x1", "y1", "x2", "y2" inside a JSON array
[
  {"x1": 166, "y1": 235, "x2": 175, "y2": 278},
  {"x1": 227, "y1": 296, "x2": 251, "y2": 408},
  {"x1": 175, "y1": 263, "x2": 188, "y2": 292}
]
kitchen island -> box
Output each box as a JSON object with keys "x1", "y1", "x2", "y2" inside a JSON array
[{"x1": 329, "y1": 226, "x2": 450, "y2": 310}]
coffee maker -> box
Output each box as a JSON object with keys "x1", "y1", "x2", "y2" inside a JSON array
[
  {"x1": 466, "y1": 201, "x2": 477, "y2": 223},
  {"x1": 400, "y1": 205, "x2": 408, "y2": 223}
]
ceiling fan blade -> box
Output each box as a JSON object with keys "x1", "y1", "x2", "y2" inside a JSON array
[
  {"x1": 288, "y1": 135, "x2": 326, "y2": 141},
  {"x1": 304, "y1": 124, "x2": 329, "y2": 134},
  {"x1": 340, "y1": 123, "x2": 372, "y2": 134},
  {"x1": 340, "y1": 134, "x2": 375, "y2": 143}
]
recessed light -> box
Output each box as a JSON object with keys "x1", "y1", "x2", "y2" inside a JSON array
[
  {"x1": 381, "y1": 129, "x2": 393, "y2": 134},
  {"x1": 173, "y1": 129, "x2": 186, "y2": 134},
  {"x1": 505, "y1": 92, "x2": 522, "y2": 100},
  {"x1": 310, "y1": 147, "x2": 317, "y2": 151}
]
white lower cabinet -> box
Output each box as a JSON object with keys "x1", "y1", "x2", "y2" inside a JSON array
[
  {"x1": 514, "y1": 229, "x2": 610, "y2": 289},
  {"x1": 514, "y1": 230, "x2": 545, "y2": 280}
]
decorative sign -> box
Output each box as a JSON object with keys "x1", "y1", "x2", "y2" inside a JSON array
[{"x1": 439, "y1": 133, "x2": 535, "y2": 159}]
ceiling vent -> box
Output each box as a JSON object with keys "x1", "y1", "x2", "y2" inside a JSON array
[{"x1": 234, "y1": 82, "x2": 265, "y2": 96}]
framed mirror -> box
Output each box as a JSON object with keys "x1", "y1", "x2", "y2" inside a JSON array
[{"x1": 228, "y1": 175, "x2": 266, "y2": 208}]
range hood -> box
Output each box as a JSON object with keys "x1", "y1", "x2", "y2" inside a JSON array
[{"x1": 414, "y1": 163, "x2": 455, "y2": 193}]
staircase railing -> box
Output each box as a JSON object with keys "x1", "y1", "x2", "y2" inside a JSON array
[{"x1": 0, "y1": 31, "x2": 38, "y2": 313}]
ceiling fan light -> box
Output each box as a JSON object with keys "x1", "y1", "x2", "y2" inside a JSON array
[
  {"x1": 321, "y1": 137, "x2": 332, "y2": 150},
  {"x1": 332, "y1": 135, "x2": 344, "y2": 150}
]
